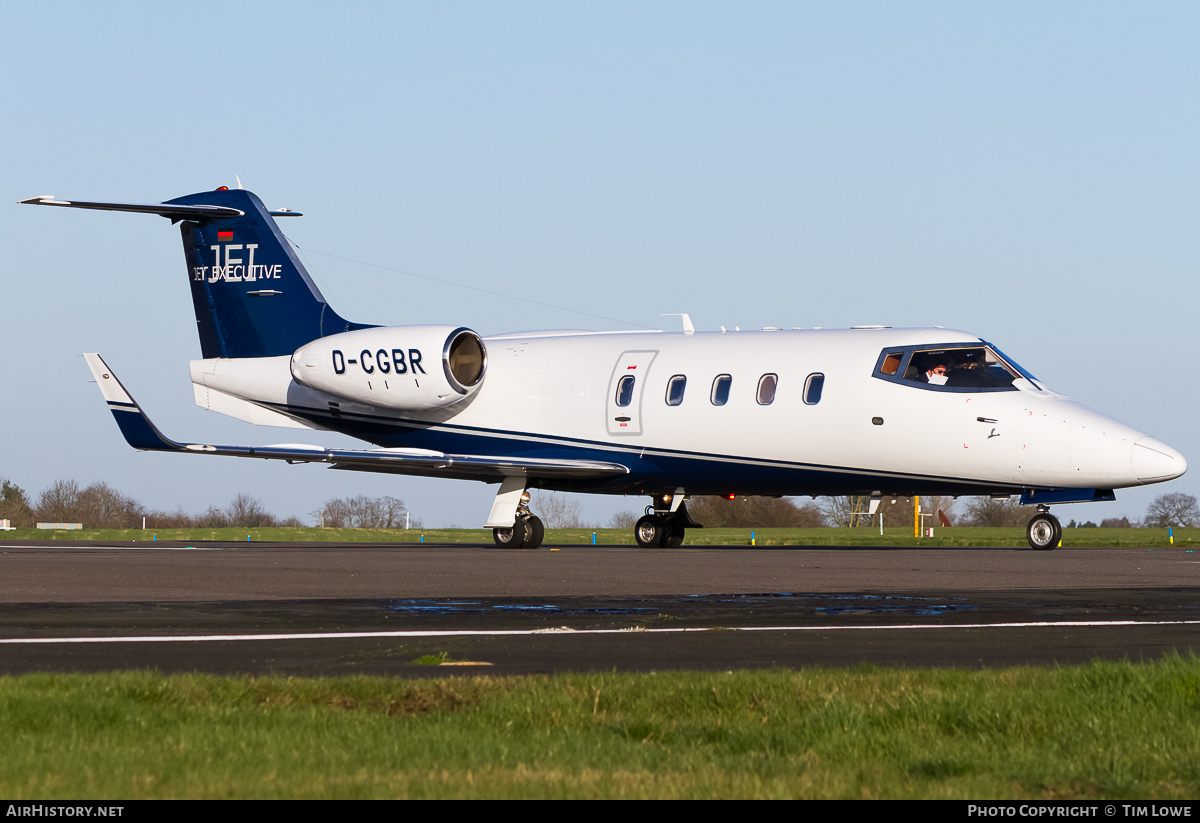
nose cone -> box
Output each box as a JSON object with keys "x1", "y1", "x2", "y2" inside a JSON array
[{"x1": 1131, "y1": 437, "x2": 1187, "y2": 483}]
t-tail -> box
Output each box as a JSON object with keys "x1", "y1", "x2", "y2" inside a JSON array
[{"x1": 21, "y1": 187, "x2": 370, "y2": 358}]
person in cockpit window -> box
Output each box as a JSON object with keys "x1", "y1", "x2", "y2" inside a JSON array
[
  {"x1": 946, "y1": 350, "x2": 995, "y2": 388},
  {"x1": 915, "y1": 354, "x2": 953, "y2": 385}
]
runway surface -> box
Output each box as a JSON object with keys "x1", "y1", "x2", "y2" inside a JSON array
[{"x1": 1, "y1": 541, "x2": 1197, "y2": 676}]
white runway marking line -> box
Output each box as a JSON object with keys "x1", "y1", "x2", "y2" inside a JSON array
[
  {"x1": 1, "y1": 619, "x2": 1198, "y2": 645},
  {"x1": 0, "y1": 544, "x2": 222, "y2": 551}
]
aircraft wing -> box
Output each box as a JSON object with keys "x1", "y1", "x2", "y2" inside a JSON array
[{"x1": 83, "y1": 354, "x2": 630, "y2": 482}]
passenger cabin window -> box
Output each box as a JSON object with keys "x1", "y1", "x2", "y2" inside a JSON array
[
  {"x1": 665, "y1": 375, "x2": 686, "y2": 406},
  {"x1": 711, "y1": 374, "x2": 732, "y2": 406},
  {"x1": 756, "y1": 374, "x2": 778, "y2": 405},
  {"x1": 615, "y1": 375, "x2": 636, "y2": 407},
  {"x1": 871, "y1": 343, "x2": 1038, "y2": 393},
  {"x1": 803, "y1": 373, "x2": 824, "y2": 405}
]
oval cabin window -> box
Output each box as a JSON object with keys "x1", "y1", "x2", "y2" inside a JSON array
[
  {"x1": 757, "y1": 374, "x2": 778, "y2": 405},
  {"x1": 711, "y1": 374, "x2": 732, "y2": 406},
  {"x1": 803, "y1": 373, "x2": 824, "y2": 405},
  {"x1": 665, "y1": 375, "x2": 686, "y2": 406}
]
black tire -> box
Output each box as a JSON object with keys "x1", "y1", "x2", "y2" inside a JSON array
[
  {"x1": 1026, "y1": 512, "x2": 1061, "y2": 550},
  {"x1": 634, "y1": 515, "x2": 662, "y2": 547},
  {"x1": 493, "y1": 519, "x2": 528, "y2": 548},
  {"x1": 662, "y1": 525, "x2": 685, "y2": 548},
  {"x1": 525, "y1": 515, "x2": 545, "y2": 549}
]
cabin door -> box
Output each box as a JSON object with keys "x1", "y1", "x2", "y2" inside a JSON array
[{"x1": 606, "y1": 350, "x2": 657, "y2": 436}]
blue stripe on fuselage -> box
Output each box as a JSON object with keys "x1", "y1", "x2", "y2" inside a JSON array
[{"x1": 255, "y1": 400, "x2": 1028, "y2": 497}]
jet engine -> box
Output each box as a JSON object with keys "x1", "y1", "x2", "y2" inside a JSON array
[{"x1": 290, "y1": 325, "x2": 486, "y2": 411}]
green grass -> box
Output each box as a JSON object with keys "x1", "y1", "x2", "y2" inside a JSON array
[
  {"x1": 5, "y1": 525, "x2": 1196, "y2": 548},
  {"x1": 1, "y1": 658, "x2": 1198, "y2": 798}
]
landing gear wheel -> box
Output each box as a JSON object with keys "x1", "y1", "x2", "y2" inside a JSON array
[
  {"x1": 635, "y1": 515, "x2": 663, "y2": 547},
  {"x1": 1026, "y1": 512, "x2": 1062, "y2": 550},
  {"x1": 493, "y1": 519, "x2": 529, "y2": 548},
  {"x1": 525, "y1": 515, "x2": 545, "y2": 549},
  {"x1": 635, "y1": 515, "x2": 686, "y2": 547}
]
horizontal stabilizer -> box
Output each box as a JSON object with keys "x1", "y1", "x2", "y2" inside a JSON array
[
  {"x1": 83, "y1": 354, "x2": 629, "y2": 482},
  {"x1": 20, "y1": 196, "x2": 244, "y2": 221}
]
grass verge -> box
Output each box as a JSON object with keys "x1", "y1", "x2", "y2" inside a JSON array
[{"x1": 1, "y1": 657, "x2": 1198, "y2": 799}]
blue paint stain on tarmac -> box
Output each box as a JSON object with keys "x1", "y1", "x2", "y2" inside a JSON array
[
  {"x1": 386, "y1": 599, "x2": 653, "y2": 616},
  {"x1": 682, "y1": 592, "x2": 976, "y2": 616},
  {"x1": 384, "y1": 593, "x2": 974, "y2": 617}
]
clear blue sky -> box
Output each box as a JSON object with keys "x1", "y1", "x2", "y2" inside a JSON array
[{"x1": 3, "y1": 1, "x2": 1196, "y2": 528}]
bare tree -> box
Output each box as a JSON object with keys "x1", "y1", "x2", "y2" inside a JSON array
[
  {"x1": 317, "y1": 497, "x2": 352, "y2": 528},
  {"x1": 820, "y1": 495, "x2": 874, "y2": 528},
  {"x1": 688, "y1": 496, "x2": 825, "y2": 528},
  {"x1": 822, "y1": 495, "x2": 956, "y2": 529},
  {"x1": 224, "y1": 493, "x2": 274, "y2": 528},
  {"x1": 195, "y1": 504, "x2": 230, "y2": 528},
  {"x1": 33, "y1": 479, "x2": 145, "y2": 528},
  {"x1": 607, "y1": 510, "x2": 639, "y2": 529},
  {"x1": 315, "y1": 495, "x2": 417, "y2": 528},
  {"x1": 35, "y1": 479, "x2": 82, "y2": 523},
  {"x1": 960, "y1": 496, "x2": 1036, "y2": 527},
  {"x1": 534, "y1": 492, "x2": 586, "y2": 528},
  {"x1": 143, "y1": 506, "x2": 197, "y2": 529},
  {"x1": 922, "y1": 495, "x2": 957, "y2": 526},
  {"x1": 1143, "y1": 493, "x2": 1200, "y2": 528},
  {"x1": 75, "y1": 482, "x2": 143, "y2": 529}
]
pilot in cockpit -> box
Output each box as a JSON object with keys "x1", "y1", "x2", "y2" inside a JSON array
[{"x1": 915, "y1": 354, "x2": 954, "y2": 385}]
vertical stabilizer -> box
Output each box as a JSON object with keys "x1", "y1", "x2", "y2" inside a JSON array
[{"x1": 166, "y1": 188, "x2": 369, "y2": 358}]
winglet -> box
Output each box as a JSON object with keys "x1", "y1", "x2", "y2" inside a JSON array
[{"x1": 83, "y1": 354, "x2": 183, "y2": 452}]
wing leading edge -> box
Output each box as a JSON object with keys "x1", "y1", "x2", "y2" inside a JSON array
[{"x1": 82, "y1": 354, "x2": 629, "y2": 483}]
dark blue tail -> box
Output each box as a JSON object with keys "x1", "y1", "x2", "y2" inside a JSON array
[{"x1": 166, "y1": 188, "x2": 369, "y2": 359}]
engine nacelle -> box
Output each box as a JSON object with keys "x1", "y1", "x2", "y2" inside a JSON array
[{"x1": 290, "y1": 325, "x2": 486, "y2": 411}]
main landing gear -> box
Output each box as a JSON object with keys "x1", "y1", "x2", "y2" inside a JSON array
[
  {"x1": 491, "y1": 488, "x2": 544, "y2": 549},
  {"x1": 635, "y1": 513, "x2": 685, "y2": 548},
  {"x1": 493, "y1": 513, "x2": 545, "y2": 549},
  {"x1": 634, "y1": 492, "x2": 700, "y2": 548},
  {"x1": 1025, "y1": 506, "x2": 1062, "y2": 551}
]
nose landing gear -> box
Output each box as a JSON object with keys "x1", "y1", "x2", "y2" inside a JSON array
[{"x1": 1026, "y1": 507, "x2": 1062, "y2": 550}]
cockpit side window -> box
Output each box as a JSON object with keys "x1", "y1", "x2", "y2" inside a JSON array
[
  {"x1": 873, "y1": 344, "x2": 1034, "y2": 393},
  {"x1": 880, "y1": 352, "x2": 903, "y2": 376}
]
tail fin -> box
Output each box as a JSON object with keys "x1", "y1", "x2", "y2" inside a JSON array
[
  {"x1": 166, "y1": 188, "x2": 368, "y2": 358},
  {"x1": 22, "y1": 187, "x2": 370, "y2": 358}
]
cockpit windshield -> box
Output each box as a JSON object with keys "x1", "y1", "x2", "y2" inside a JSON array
[{"x1": 873, "y1": 342, "x2": 1040, "y2": 392}]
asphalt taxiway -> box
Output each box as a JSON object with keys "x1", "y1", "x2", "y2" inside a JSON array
[{"x1": 0, "y1": 541, "x2": 1196, "y2": 676}]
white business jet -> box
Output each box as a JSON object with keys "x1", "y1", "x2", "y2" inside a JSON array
[{"x1": 21, "y1": 187, "x2": 1186, "y2": 550}]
